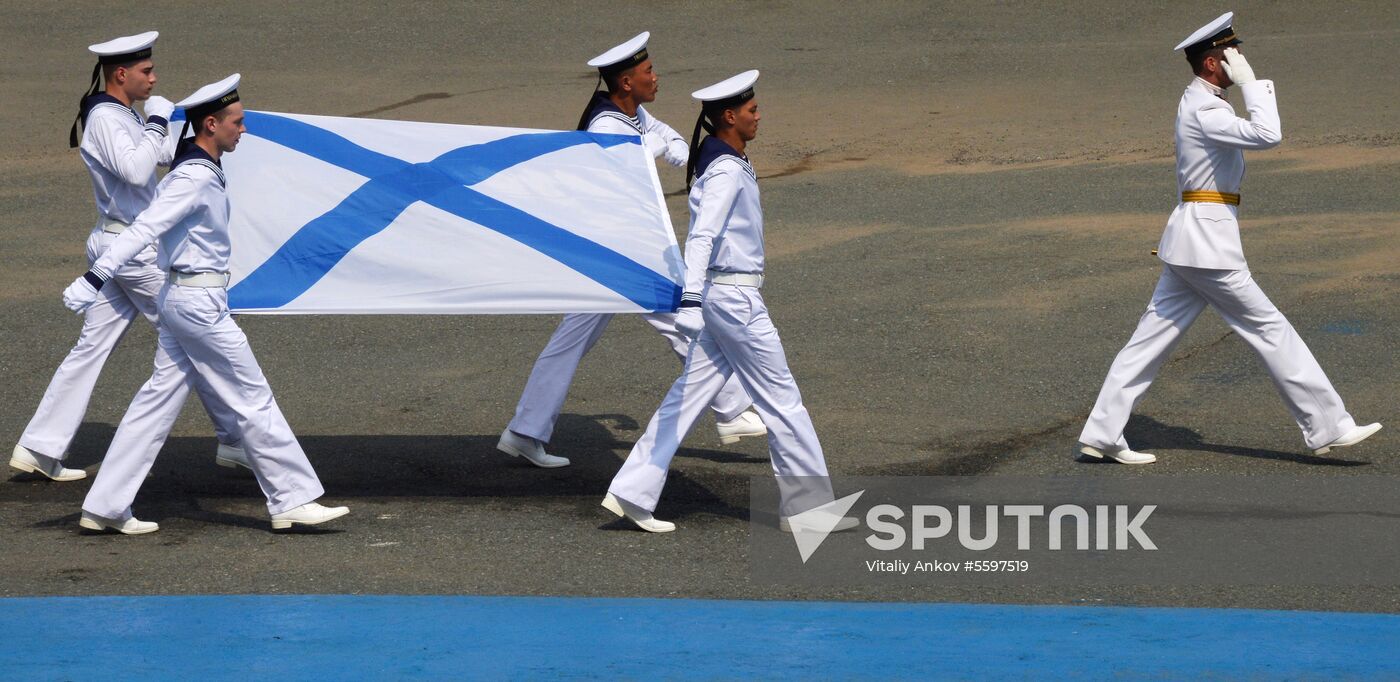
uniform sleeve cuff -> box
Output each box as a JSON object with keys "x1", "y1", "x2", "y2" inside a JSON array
[
  {"x1": 83, "y1": 270, "x2": 109, "y2": 290},
  {"x1": 145, "y1": 116, "x2": 169, "y2": 135}
]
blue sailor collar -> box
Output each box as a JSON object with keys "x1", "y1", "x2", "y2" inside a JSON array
[
  {"x1": 172, "y1": 144, "x2": 226, "y2": 187},
  {"x1": 694, "y1": 136, "x2": 754, "y2": 180},
  {"x1": 582, "y1": 91, "x2": 642, "y2": 133},
  {"x1": 585, "y1": 91, "x2": 622, "y2": 118},
  {"x1": 80, "y1": 92, "x2": 141, "y2": 125}
]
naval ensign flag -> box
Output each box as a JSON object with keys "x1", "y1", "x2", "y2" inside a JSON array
[{"x1": 182, "y1": 110, "x2": 682, "y2": 314}]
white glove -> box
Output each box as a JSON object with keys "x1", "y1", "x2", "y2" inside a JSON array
[
  {"x1": 1220, "y1": 48, "x2": 1256, "y2": 86},
  {"x1": 642, "y1": 132, "x2": 667, "y2": 159},
  {"x1": 144, "y1": 95, "x2": 175, "y2": 124},
  {"x1": 674, "y1": 306, "x2": 704, "y2": 338},
  {"x1": 62, "y1": 275, "x2": 100, "y2": 314},
  {"x1": 662, "y1": 139, "x2": 688, "y2": 168}
]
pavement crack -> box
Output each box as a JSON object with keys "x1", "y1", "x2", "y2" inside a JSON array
[
  {"x1": 760, "y1": 153, "x2": 818, "y2": 180},
  {"x1": 877, "y1": 329, "x2": 1237, "y2": 476},
  {"x1": 348, "y1": 92, "x2": 453, "y2": 118},
  {"x1": 1166, "y1": 330, "x2": 1236, "y2": 366},
  {"x1": 859, "y1": 415, "x2": 1083, "y2": 476}
]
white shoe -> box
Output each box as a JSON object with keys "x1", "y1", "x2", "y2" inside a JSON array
[
  {"x1": 1078, "y1": 444, "x2": 1157, "y2": 464},
  {"x1": 779, "y1": 513, "x2": 860, "y2": 534},
  {"x1": 10, "y1": 445, "x2": 87, "y2": 481},
  {"x1": 215, "y1": 442, "x2": 252, "y2": 471},
  {"x1": 79, "y1": 511, "x2": 158, "y2": 535},
  {"x1": 601, "y1": 493, "x2": 675, "y2": 533},
  {"x1": 716, "y1": 410, "x2": 766, "y2": 445},
  {"x1": 1314, "y1": 423, "x2": 1382, "y2": 455},
  {"x1": 270, "y1": 502, "x2": 349, "y2": 530},
  {"x1": 496, "y1": 429, "x2": 570, "y2": 468}
]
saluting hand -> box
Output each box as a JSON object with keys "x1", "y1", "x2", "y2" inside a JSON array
[
  {"x1": 144, "y1": 95, "x2": 175, "y2": 125},
  {"x1": 1221, "y1": 48, "x2": 1256, "y2": 86}
]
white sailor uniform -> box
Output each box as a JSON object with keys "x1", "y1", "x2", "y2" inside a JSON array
[
  {"x1": 79, "y1": 146, "x2": 325, "y2": 520},
  {"x1": 1079, "y1": 75, "x2": 1359, "y2": 453},
  {"x1": 607, "y1": 136, "x2": 832, "y2": 513},
  {"x1": 17, "y1": 92, "x2": 240, "y2": 462},
  {"x1": 506, "y1": 95, "x2": 753, "y2": 444}
]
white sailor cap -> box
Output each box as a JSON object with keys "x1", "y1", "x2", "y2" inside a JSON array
[
  {"x1": 1175, "y1": 12, "x2": 1242, "y2": 57},
  {"x1": 177, "y1": 73, "x2": 241, "y2": 120},
  {"x1": 587, "y1": 32, "x2": 650, "y2": 76},
  {"x1": 71, "y1": 31, "x2": 162, "y2": 147},
  {"x1": 691, "y1": 70, "x2": 760, "y2": 108},
  {"x1": 684, "y1": 71, "x2": 761, "y2": 188},
  {"x1": 88, "y1": 30, "x2": 159, "y2": 64}
]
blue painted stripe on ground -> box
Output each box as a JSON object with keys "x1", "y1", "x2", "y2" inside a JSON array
[{"x1": 2, "y1": 595, "x2": 1398, "y2": 680}]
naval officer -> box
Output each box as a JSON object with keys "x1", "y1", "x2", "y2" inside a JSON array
[
  {"x1": 63, "y1": 75, "x2": 348, "y2": 534},
  {"x1": 602, "y1": 71, "x2": 851, "y2": 533},
  {"x1": 10, "y1": 32, "x2": 249, "y2": 484},
  {"x1": 498, "y1": 32, "x2": 764, "y2": 469},
  {"x1": 1077, "y1": 12, "x2": 1381, "y2": 464}
]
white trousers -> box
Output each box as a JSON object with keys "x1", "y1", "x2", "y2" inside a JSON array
[
  {"x1": 506, "y1": 311, "x2": 752, "y2": 443},
  {"x1": 608, "y1": 284, "x2": 832, "y2": 514},
  {"x1": 82, "y1": 284, "x2": 323, "y2": 519},
  {"x1": 1080, "y1": 264, "x2": 1355, "y2": 451},
  {"x1": 19, "y1": 227, "x2": 240, "y2": 460}
]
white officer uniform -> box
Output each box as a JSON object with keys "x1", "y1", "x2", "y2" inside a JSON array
[
  {"x1": 66, "y1": 75, "x2": 345, "y2": 531},
  {"x1": 505, "y1": 33, "x2": 757, "y2": 456},
  {"x1": 1079, "y1": 14, "x2": 1377, "y2": 459},
  {"x1": 607, "y1": 71, "x2": 834, "y2": 522},
  {"x1": 12, "y1": 32, "x2": 241, "y2": 480}
]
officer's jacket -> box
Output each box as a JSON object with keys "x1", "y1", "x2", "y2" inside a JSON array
[{"x1": 1157, "y1": 77, "x2": 1281, "y2": 270}]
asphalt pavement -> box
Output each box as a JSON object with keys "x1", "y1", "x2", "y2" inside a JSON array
[{"x1": 1, "y1": 2, "x2": 1397, "y2": 611}]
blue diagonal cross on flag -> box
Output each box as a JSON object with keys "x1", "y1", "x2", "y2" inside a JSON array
[{"x1": 178, "y1": 110, "x2": 683, "y2": 315}]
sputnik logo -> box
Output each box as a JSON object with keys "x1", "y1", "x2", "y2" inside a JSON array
[{"x1": 787, "y1": 490, "x2": 864, "y2": 563}]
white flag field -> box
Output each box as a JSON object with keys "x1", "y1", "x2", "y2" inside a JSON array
[{"x1": 191, "y1": 110, "x2": 683, "y2": 314}]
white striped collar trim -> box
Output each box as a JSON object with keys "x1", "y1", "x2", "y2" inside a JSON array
[
  {"x1": 88, "y1": 101, "x2": 143, "y2": 125},
  {"x1": 704, "y1": 154, "x2": 756, "y2": 181},
  {"x1": 179, "y1": 158, "x2": 226, "y2": 187},
  {"x1": 589, "y1": 111, "x2": 643, "y2": 134}
]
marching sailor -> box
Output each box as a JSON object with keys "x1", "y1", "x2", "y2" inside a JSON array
[
  {"x1": 10, "y1": 31, "x2": 248, "y2": 483},
  {"x1": 602, "y1": 71, "x2": 851, "y2": 533},
  {"x1": 1076, "y1": 12, "x2": 1381, "y2": 464},
  {"x1": 498, "y1": 32, "x2": 764, "y2": 468},
  {"x1": 63, "y1": 75, "x2": 348, "y2": 534}
]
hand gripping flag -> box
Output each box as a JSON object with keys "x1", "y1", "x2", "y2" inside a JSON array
[{"x1": 188, "y1": 111, "x2": 682, "y2": 314}]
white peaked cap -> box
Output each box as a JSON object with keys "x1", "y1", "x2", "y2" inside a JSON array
[{"x1": 1175, "y1": 12, "x2": 1238, "y2": 52}]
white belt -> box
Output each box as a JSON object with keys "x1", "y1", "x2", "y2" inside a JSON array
[
  {"x1": 98, "y1": 217, "x2": 130, "y2": 234},
  {"x1": 168, "y1": 271, "x2": 231, "y2": 288},
  {"x1": 706, "y1": 270, "x2": 764, "y2": 288}
]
